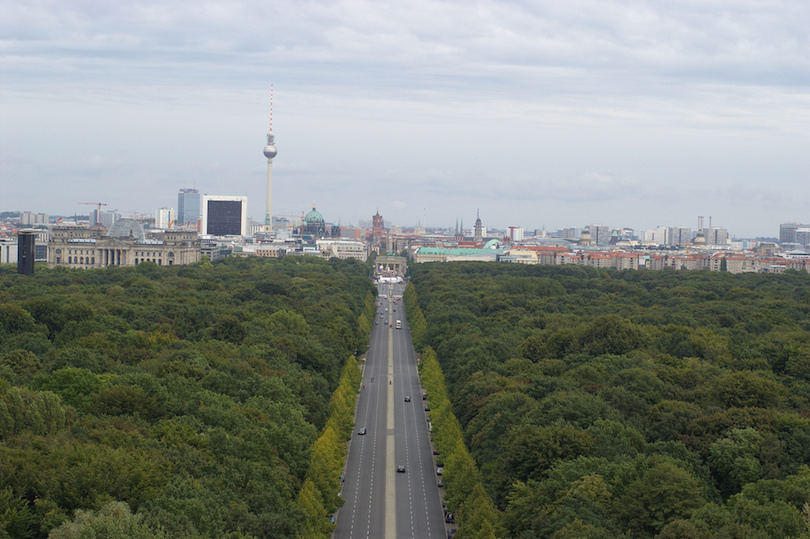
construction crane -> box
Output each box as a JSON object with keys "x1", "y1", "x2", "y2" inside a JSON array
[
  {"x1": 272, "y1": 212, "x2": 306, "y2": 232},
  {"x1": 79, "y1": 202, "x2": 109, "y2": 227}
]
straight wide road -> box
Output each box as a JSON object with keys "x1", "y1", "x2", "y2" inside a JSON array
[{"x1": 334, "y1": 281, "x2": 445, "y2": 539}]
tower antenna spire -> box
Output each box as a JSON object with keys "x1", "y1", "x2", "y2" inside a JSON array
[
  {"x1": 263, "y1": 85, "x2": 278, "y2": 230},
  {"x1": 269, "y1": 84, "x2": 274, "y2": 136}
]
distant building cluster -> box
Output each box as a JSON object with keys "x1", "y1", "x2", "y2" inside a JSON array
[
  {"x1": 401, "y1": 217, "x2": 804, "y2": 274},
  {"x1": 1, "y1": 103, "x2": 807, "y2": 276},
  {"x1": 2, "y1": 204, "x2": 810, "y2": 275}
]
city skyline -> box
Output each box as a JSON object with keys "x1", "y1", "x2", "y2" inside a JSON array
[{"x1": 2, "y1": 1, "x2": 809, "y2": 237}]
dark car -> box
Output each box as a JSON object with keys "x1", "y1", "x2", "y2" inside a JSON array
[
  {"x1": 358, "y1": 427, "x2": 367, "y2": 435},
  {"x1": 397, "y1": 464, "x2": 406, "y2": 473}
]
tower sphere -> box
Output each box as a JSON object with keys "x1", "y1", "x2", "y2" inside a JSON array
[{"x1": 263, "y1": 144, "x2": 277, "y2": 159}]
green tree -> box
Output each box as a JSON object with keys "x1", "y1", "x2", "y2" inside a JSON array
[
  {"x1": 0, "y1": 349, "x2": 41, "y2": 382},
  {"x1": 539, "y1": 474, "x2": 616, "y2": 537},
  {"x1": 710, "y1": 371, "x2": 786, "y2": 409},
  {"x1": 709, "y1": 427, "x2": 764, "y2": 498},
  {"x1": 295, "y1": 479, "x2": 333, "y2": 539},
  {"x1": 33, "y1": 367, "x2": 101, "y2": 409},
  {"x1": 618, "y1": 460, "x2": 705, "y2": 536},
  {"x1": 575, "y1": 315, "x2": 645, "y2": 356},
  {"x1": 456, "y1": 483, "x2": 501, "y2": 539},
  {"x1": 0, "y1": 303, "x2": 37, "y2": 335},
  {"x1": 48, "y1": 501, "x2": 168, "y2": 539},
  {"x1": 0, "y1": 486, "x2": 36, "y2": 539}
]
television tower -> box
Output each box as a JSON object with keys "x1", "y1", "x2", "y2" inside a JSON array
[{"x1": 262, "y1": 86, "x2": 278, "y2": 230}]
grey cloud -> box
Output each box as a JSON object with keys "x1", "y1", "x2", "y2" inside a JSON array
[{"x1": 2, "y1": 0, "x2": 809, "y2": 237}]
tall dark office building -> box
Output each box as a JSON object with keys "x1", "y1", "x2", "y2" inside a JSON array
[
  {"x1": 201, "y1": 195, "x2": 248, "y2": 236},
  {"x1": 178, "y1": 188, "x2": 201, "y2": 227},
  {"x1": 17, "y1": 231, "x2": 35, "y2": 275}
]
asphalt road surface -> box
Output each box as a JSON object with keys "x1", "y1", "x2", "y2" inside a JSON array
[{"x1": 334, "y1": 282, "x2": 446, "y2": 539}]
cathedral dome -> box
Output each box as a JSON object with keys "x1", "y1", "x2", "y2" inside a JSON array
[
  {"x1": 107, "y1": 218, "x2": 146, "y2": 241},
  {"x1": 304, "y1": 206, "x2": 324, "y2": 225},
  {"x1": 579, "y1": 226, "x2": 592, "y2": 245}
]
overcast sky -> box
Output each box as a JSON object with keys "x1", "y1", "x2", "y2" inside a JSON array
[{"x1": 2, "y1": 0, "x2": 808, "y2": 237}]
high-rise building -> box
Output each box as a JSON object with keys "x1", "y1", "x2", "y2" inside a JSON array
[
  {"x1": 262, "y1": 87, "x2": 278, "y2": 230},
  {"x1": 643, "y1": 226, "x2": 669, "y2": 245},
  {"x1": 703, "y1": 227, "x2": 730, "y2": 245},
  {"x1": 669, "y1": 227, "x2": 692, "y2": 246},
  {"x1": 508, "y1": 226, "x2": 523, "y2": 242},
  {"x1": 780, "y1": 223, "x2": 807, "y2": 245},
  {"x1": 155, "y1": 207, "x2": 175, "y2": 229},
  {"x1": 794, "y1": 228, "x2": 810, "y2": 249},
  {"x1": 20, "y1": 212, "x2": 49, "y2": 225},
  {"x1": 178, "y1": 188, "x2": 201, "y2": 227},
  {"x1": 201, "y1": 195, "x2": 248, "y2": 236},
  {"x1": 557, "y1": 227, "x2": 581, "y2": 240},
  {"x1": 91, "y1": 209, "x2": 119, "y2": 228},
  {"x1": 588, "y1": 224, "x2": 610, "y2": 246},
  {"x1": 17, "y1": 231, "x2": 35, "y2": 275}
]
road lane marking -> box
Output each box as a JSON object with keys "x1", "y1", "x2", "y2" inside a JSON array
[{"x1": 385, "y1": 314, "x2": 396, "y2": 538}]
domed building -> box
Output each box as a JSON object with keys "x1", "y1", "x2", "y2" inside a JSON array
[
  {"x1": 579, "y1": 226, "x2": 592, "y2": 246},
  {"x1": 302, "y1": 205, "x2": 327, "y2": 238},
  {"x1": 48, "y1": 220, "x2": 200, "y2": 269},
  {"x1": 107, "y1": 218, "x2": 146, "y2": 241}
]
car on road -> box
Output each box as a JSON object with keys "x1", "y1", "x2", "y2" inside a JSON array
[
  {"x1": 404, "y1": 396, "x2": 411, "y2": 402},
  {"x1": 437, "y1": 479, "x2": 444, "y2": 488},
  {"x1": 397, "y1": 464, "x2": 406, "y2": 473},
  {"x1": 358, "y1": 427, "x2": 367, "y2": 435},
  {"x1": 436, "y1": 466, "x2": 444, "y2": 475}
]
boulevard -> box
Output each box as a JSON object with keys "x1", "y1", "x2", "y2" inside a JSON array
[{"x1": 334, "y1": 282, "x2": 446, "y2": 539}]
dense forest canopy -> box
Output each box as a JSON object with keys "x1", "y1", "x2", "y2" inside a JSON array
[
  {"x1": 0, "y1": 257, "x2": 374, "y2": 538},
  {"x1": 409, "y1": 263, "x2": 810, "y2": 538}
]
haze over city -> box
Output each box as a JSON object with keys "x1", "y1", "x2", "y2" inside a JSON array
[{"x1": 2, "y1": 0, "x2": 809, "y2": 237}]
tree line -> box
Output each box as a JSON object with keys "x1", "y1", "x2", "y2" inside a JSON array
[
  {"x1": 0, "y1": 256, "x2": 374, "y2": 538},
  {"x1": 408, "y1": 262, "x2": 810, "y2": 538},
  {"x1": 405, "y1": 284, "x2": 502, "y2": 538}
]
